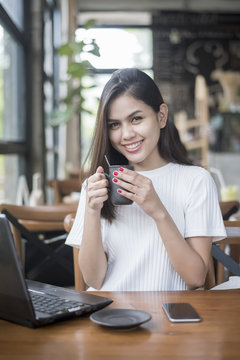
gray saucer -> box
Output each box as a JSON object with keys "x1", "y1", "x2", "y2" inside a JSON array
[{"x1": 90, "y1": 308, "x2": 152, "y2": 329}]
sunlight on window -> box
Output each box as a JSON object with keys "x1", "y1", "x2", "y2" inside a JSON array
[{"x1": 76, "y1": 28, "x2": 152, "y2": 69}]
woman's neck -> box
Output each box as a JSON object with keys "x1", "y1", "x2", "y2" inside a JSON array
[{"x1": 130, "y1": 158, "x2": 168, "y2": 172}]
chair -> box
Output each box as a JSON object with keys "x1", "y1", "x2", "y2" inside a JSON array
[
  {"x1": 68, "y1": 168, "x2": 88, "y2": 180},
  {"x1": 0, "y1": 202, "x2": 78, "y2": 286},
  {"x1": 174, "y1": 75, "x2": 209, "y2": 167},
  {"x1": 64, "y1": 212, "x2": 86, "y2": 291},
  {"x1": 217, "y1": 201, "x2": 239, "y2": 283},
  {"x1": 205, "y1": 201, "x2": 239, "y2": 289},
  {"x1": 47, "y1": 178, "x2": 82, "y2": 204},
  {"x1": 205, "y1": 219, "x2": 240, "y2": 289},
  {"x1": 219, "y1": 200, "x2": 239, "y2": 220},
  {"x1": 214, "y1": 220, "x2": 240, "y2": 284}
]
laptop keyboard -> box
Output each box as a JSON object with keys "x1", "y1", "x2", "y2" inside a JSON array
[{"x1": 30, "y1": 292, "x2": 86, "y2": 315}]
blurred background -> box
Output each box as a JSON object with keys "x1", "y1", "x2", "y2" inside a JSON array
[{"x1": 0, "y1": 0, "x2": 240, "y2": 205}]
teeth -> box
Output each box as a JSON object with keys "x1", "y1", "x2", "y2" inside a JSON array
[{"x1": 125, "y1": 141, "x2": 142, "y2": 149}]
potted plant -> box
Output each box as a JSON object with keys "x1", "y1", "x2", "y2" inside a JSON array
[{"x1": 49, "y1": 19, "x2": 100, "y2": 127}]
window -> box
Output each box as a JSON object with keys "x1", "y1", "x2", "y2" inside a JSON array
[
  {"x1": 0, "y1": 0, "x2": 24, "y2": 30},
  {"x1": 43, "y1": 2, "x2": 61, "y2": 182},
  {"x1": 0, "y1": 2, "x2": 27, "y2": 203}
]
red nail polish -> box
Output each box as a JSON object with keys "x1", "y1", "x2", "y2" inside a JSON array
[
  {"x1": 113, "y1": 171, "x2": 118, "y2": 176},
  {"x1": 113, "y1": 178, "x2": 118, "y2": 183},
  {"x1": 119, "y1": 167, "x2": 124, "y2": 172},
  {"x1": 117, "y1": 189, "x2": 122, "y2": 193}
]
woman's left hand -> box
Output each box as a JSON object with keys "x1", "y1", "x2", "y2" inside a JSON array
[{"x1": 113, "y1": 167, "x2": 164, "y2": 219}]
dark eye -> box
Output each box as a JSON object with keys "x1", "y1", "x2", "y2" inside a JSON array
[
  {"x1": 132, "y1": 116, "x2": 142, "y2": 123},
  {"x1": 108, "y1": 121, "x2": 120, "y2": 130}
]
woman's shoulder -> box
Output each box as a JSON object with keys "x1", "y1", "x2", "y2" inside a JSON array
[
  {"x1": 157, "y1": 162, "x2": 208, "y2": 177},
  {"x1": 139, "y1": 163, "x2": 212, "y2": 184},
  {"x1": 168, "y1": 164, "x2": 213, "y2": 188},
  {"x1": 172, "y1": 165, "x2": 216, "y2": 195},
  {"x1": 172, "y1": 163, "x2": 210, "y2": 176}
]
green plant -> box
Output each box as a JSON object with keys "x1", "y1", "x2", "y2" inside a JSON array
[{"x1": 49, "y1": 19, "x2": 100, "y2": 127}]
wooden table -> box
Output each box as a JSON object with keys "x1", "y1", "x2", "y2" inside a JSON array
[{"x1": 0, "y1": 290, "x2": 239, "y2": 360}]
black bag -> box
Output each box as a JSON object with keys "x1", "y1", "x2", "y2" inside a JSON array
[{"x1": 2, "y1": 210, "x2": 74, "y2": 287}]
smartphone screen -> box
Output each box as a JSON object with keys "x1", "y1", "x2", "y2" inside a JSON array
[{"x1": 162, "y1": 303, "x2": 202, "y2": 322}]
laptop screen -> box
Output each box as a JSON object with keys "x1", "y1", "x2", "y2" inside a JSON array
[{"x1": 0, "y1": 214, "x2": 36, "y2": 323}]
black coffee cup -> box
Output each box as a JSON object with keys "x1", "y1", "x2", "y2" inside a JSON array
[{"x1": 106, "y1": 165, "x2": 134, "y2": 205}]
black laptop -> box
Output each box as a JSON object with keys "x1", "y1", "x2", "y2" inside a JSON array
[{"x1": 0, "y1": 214, "x2": 112, "y2": 328}]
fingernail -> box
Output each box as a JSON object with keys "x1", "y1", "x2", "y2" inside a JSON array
[
  {"x1": 119, "y1": 167, "x2": 124, "y2": 172},
  {"x1": 117, "y1": 189, "x2": 122, "y2": 193},
  {"x1": 113, "y1": 171, "x2": 118, "y2": 176},
  {"x1": 113, "y1": 178, "x2": 118, "y2": 183}
]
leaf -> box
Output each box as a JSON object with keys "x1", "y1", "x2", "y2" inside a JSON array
[
  {"x1": 48, "y1": 107, "x2": 75, "y2": 127},
  {"x1": 58, "y1": 41, "x2": 85, "y2": 56},
  {"x1": 83, "y1": 84, "x2": 96, "y2": 90},
  {"x1": 82, "y1": 107, "x2": 95, "y2": 115},
  {"x1": 52, "y1": 18, "x2": 99, "y2": 126},
  {"x1": 61, "y1": 90, "x2": 81, "y2": 105},
  {"x1": 67, "y1": 61, "x2": 92, "y2": 78},
  {"x1": 58, "y1": 43, "x2": 74, "y2": 56},
  {"x1": 84, "y1": 19, "x2": 96, "y2": 30},
  {"x1": 89, "y1": 39, "x2": 100, "y2": 57}
]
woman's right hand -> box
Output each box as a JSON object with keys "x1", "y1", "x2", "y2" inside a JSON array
[{"x1": 86, "y1": 166, "x2": 109, "y2": 212}]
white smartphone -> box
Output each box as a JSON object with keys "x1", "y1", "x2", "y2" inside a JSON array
[{"x1": 162, "y1": 302, "x2": 202, "y2": 322}]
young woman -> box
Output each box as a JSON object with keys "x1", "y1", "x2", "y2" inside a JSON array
[{"x1": 66, "y1": 68, "x2": 226, "y2": 291}]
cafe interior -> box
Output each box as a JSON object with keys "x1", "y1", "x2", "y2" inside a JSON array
[{"x1": 0, "y1": 0, "x2": 240, "y2": 358}]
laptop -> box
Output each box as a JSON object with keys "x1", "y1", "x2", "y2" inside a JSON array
[{"x1": 0, "y1": 214, "x2": 113, "y2": 328}]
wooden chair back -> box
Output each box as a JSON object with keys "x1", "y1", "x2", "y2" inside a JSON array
[
  {"x1": 219, "y1": 200, "x2": 239, "y2": 220},
  {"x1": 63, "y1": 212, "x2": 86, "y2": 291},
  {"x1": 47, "y1": 178, "x2": 82, "y2": 204},
  {"x1": 215, "y1": 220, "x2": 240, "y2": 284},
  {"x1": 205, "y1": 201, "x2": 239, "y2": 289}
]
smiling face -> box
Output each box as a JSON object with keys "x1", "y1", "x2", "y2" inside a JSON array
[{"x1": 107, "y1": 94, "x2": 168, "y2": 171}]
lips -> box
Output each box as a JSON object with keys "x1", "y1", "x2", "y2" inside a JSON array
[{"x1": 124, "y1": 140, "x2": 143, "y2": 152}]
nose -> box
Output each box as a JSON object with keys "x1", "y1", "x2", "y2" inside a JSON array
[{"x1": 121, "y1": 122, "x2": 136, "y2": 141}]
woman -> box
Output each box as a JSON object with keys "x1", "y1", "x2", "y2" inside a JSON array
[{"x1": 66, "y1": 68, "x2": 226, "y2": 291}]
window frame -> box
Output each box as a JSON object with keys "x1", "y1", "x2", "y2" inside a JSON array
[
  {"x1": 0, "y1": 3, "x2": 29, "y2": 158},
  {"x1": 0, "y1": 2, "x2": 31, "y2": 200}
]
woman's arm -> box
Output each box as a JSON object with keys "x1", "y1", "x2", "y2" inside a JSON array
[
  {"x1": 78, "y1": 167, "x2": 108, "y2": 289},
  {"x1": 153, "y1": 209, "x2": 212, "y2": 289},
  {"x1": 113, "y1": 167, "x2": 212, "y2": 289}
]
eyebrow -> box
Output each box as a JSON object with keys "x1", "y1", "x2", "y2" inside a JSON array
[{"x1": 108, "y1": 110, "x2": 143, "y2": 122}]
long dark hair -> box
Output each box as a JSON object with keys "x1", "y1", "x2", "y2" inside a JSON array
[{"x1": 84, "y1": 68, "x2": 193, "y2": 222}]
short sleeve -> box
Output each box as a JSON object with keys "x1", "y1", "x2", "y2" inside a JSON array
[
  {"x1": 65, "y1": 180, "x2": 87, "y2": 248},
  {"x1": 184, "y1": 168, "x2": 226, "y2": 242}
]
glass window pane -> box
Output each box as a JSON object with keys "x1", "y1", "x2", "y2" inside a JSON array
[
  {"x1": 79, "y1": 12, "x2": 152, "y2": 27},
  {"x1": 0, "y1": 0, "x2": 24, "y2": 30},
  {"x1": 44, "y1": 80, "x2": 54, "y2": 115},
  {"x1": 75, "y1": 28, "x2": 153, "y2": 69},
  {"x1": 0, "y1": 154, "x2": 26, "y2": 203},
  {"x1": 44, "y1": 10, "x2": 53, "y2": 77},
  {"x1": 0, "y1": 25, "x2": 26, "y2": 141}
]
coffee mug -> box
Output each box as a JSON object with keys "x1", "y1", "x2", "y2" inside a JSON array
[{"x1": 106, "y1": 165, "x2": 134, "y2": 205}]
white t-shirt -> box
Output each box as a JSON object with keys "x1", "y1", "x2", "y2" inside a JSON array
[{"x1": 65, "y1": 163, "x2": 226, "y2": 291}]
